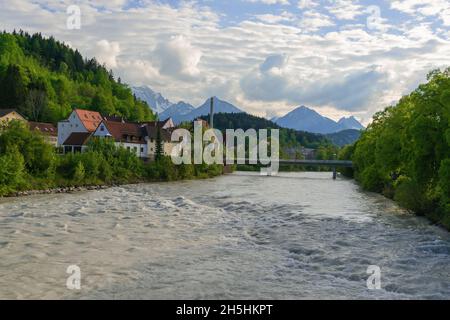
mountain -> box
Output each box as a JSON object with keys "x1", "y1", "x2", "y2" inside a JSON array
[
  {"x1": 159, "y1": 101, "x2": 195, "y2": 122},
  {"x1": 326, "y1": 129, "x2": 362, "y2": 147},
  {"x1": 198, "y1": 112, "x2": 329, "y2": 149},
  {"x1": 337, "y1": 116, "x2": 365, "y2": 130},
  {"x1": 132, "y1": 86, "x2": 172, "y2": 114},
  {"x1": 275, "y1": 106, "x2": 340, "y2": 134},
  {"x1": 175, "y1": 96, "x2": 243, "y2": 124},
  {"x1": 274, "y1": 106, "x2": 364, "y2": 134}
]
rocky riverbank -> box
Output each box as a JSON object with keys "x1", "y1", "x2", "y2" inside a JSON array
[{"x1": 7, "y1": 185, "x2": 112, "y2": 197}]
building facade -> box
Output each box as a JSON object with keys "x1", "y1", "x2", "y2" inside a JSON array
[
  {"x1": 57, "y1": 109, "x2": 103, "y2": 146},
  {"x1": 0, "y1": 109, "x2": 26, "y2": 125}
]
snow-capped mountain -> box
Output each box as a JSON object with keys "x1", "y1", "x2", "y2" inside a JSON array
[
  {"x1": 159, "y1": 101, "x2": 195, "y2": 123},
  {"x1": 132, "y1": 86, "x2": 172, "y2": 114},
  {"x1": 274, "y1": 106, "x2": 364, "y2": 134}
]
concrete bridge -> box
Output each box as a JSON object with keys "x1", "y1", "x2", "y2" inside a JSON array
[{"x1": 234, "y1": 159, "x2": 353, "y2": 179}]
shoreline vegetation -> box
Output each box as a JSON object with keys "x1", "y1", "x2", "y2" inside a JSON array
[
  {"x1": 0, "y1": 121, "x2": 225, "y2": 198},
  {"x1": 339, "y1": 69, "x2": 450, "y2": 231}
]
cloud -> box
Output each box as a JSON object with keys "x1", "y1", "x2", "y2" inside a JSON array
[
  {"x1": 241, "y1": 57, "x2": 389, "y2": 112},
  {"x1": 390, "y1": 0, "x2": 450, "y2": 25},
  {"x1": 299, "y1": 10, "x2": 335, "y2": 31},
  {"x1": 326, "y1": 0, "x2": 364, "y2": 20},
  {"x1": 92, "y1": 40, "x2": 121, "y2": 68},
  {"x1": 297, "y1": 0, "x2": 318, "y2": 9},
  {"x1": 260, "y1": 54, "x2": 289, "y2": 72},
  {"x1": 1, "y1": 0, "x2": 449, "y2": 121},
  {"x1": 245, "y1": 0, "x2": 290, "y2": 5},
  {"x1": 152, "y1": 35, "x2": 202, "y2": 80}
]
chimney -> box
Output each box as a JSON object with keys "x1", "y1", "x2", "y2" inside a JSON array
[{"x1": 210, "y1": 97, "x2": 214, "y2": 129}]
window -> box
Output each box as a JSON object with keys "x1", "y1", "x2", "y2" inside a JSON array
[
  {"x1": 140, "y1": 147, "x2": 144, "y2": 153},
  {"x1": 100, "y1": 126, "x2": 105, "y2": 132}
]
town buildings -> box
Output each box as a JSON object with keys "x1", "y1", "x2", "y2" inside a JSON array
[{"x1": 58, "y1": 108, "x2": 176, "y2": 160}]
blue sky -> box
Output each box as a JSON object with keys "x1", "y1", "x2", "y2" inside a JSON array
[{"x1": 0, "y1": 0, "x2": 449, "y2": 123}]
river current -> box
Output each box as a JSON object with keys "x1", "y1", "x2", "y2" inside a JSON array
[{"x1": 0, "y1": 172, "x2": 449, "y2": 299}]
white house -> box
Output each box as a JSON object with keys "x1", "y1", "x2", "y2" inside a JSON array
[
  {"x1": 92, "y1": 119, "x2": 148, "y2": 158},
  {"x1": 58, "y1": 109, "x2": 103, "y2": 146}
]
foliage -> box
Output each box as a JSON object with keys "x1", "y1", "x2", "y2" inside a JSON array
[
  {"x1": 0, "y1": 123, "x2": 224, "y2": 196},
  {"x1": 346, "y1": 68, "x2": 450, "y2": 230},
  {"x1": 0, "y1": 31, "x2": 155, "y2": 123}
]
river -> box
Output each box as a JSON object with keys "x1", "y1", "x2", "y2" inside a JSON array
[{"x1": 0, "y1": 172, "x2": 449, "y2": 299}]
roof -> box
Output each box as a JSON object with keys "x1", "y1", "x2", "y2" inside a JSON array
[
  {"x1": 142, "y1": 118, "x2": 174, "y2": 129},
  {"x1": 144, "y1": 124, "x2": 172, "y2": 142},
  {"x1": 28, "y1": 121, "x2": 57, "y2": 136},
  {"x1": 102, "y1": 120, "x2": 146, "y2": 144},
  {"x1": 63, "y1": 132, "x2": 92, "y2": 146},
  {"x1": 74, "y1": 109, "x2": 103, "y2": 132},
  {"x1": 104, "y1": 115, "x2": 125, "y2": 123},
  {"x1": 0, "y1": 109, "x2": 25, "y2": 118}
]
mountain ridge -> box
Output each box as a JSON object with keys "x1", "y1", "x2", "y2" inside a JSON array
[
  {"x1": 274, "y1": 106, "x2": 364, "y2": 134},
  {"x1": 132, "y1": 86, "x2": 364, "y2": 133}
]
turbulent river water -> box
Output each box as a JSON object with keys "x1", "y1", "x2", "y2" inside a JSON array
[{"x1": 0, "y1": 172, "x2": 449, "y2": 299}]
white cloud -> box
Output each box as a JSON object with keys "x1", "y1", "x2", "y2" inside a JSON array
[
  {"x1": 1, "y1": 0, "x2": 449, "y2": 121},
  {"x1": 391, "y1": 0, "x2": 450, "y2": 25},
  {"x1": 300, "y1": 10, "x2": 335, "y2": 31},
  {"x1": 297, "y1": 0, "x2": 318, "y2": 9},
  {"x1": 245, "y1": 0, "x2": 290, "y2": 5},
  {"x1": 92, "y1": 40, "x2": 121, "y2": 68},
  {"x1": 152, "y1": 35, "x2": 203, "y2": 80},
  {"x1": 326, "y1": 0, "x2": 364, "y2": 20}
]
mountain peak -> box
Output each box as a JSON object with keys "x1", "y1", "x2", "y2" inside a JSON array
[
  {"x1": 132, "y1": 86, "x2": 172, "y2": 114},
  {"x1": 274, "y1": 106, "x2": 364, "y2": 134},
  {"x1": 337, "y1": 116, "x2": 364, "y2": 130}
]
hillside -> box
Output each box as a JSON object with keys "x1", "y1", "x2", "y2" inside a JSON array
[
  {"x1": 326, "y1": 129, "x2": 362, "y2": 147},
  {"x1": 0, "y1": 31, "x2": 155, "y2": 123},
  {"x1": 199, "y1": 112, "x2": 330, "y2": 149}
]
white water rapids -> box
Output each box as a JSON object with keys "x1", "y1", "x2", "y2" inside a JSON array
[{"x1": 0, "y1": 172, "x2": 449, "y2": 299}]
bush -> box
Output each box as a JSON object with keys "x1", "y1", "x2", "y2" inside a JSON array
[{"x1": 0, "y1": 146, "x2": 26, "y2": 195}]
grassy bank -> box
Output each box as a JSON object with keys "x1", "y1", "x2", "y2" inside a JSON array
[{"x1": 0, "y1": 121, "x2": 225, "y2": 197}]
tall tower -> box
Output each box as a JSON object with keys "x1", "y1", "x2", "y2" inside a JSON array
[{"x1": 210, "y1": 97, "x2": 214, "y2": 129}]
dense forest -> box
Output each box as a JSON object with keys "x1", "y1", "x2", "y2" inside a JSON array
[
  {"x1": 0, "y1": 31, "x2": 155, "y2": 123},
  {"x1": 341, "y1": 69, "x2": 450, "y2": 230}
]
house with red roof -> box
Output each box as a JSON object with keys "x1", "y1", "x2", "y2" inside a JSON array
[
  {"x1": 28, "y1": 121, "x2": 58, "y2": 147},
  {"x1": 57, "y1": 109, "x2": 103, "y2": 147},
  {"x1": 93, "y1": 119, "x2": 175, "y2": 159}
]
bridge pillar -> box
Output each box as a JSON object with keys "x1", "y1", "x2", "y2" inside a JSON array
[{"x1": 332, "y1": 167, "x2": 337, "y2": 180}]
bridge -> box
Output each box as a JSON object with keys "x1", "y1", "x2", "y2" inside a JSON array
[{"x1": 233, "y1": 159, "x2": 353, "y2": 179}]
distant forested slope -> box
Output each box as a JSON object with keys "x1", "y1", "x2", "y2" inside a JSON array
[
  {"x1": 0, "y1": 31, "x2": 155, "y2": 123},
  {"x1": 199, "y1": 112, "x2": 331, "y2": 149},
  {"x1": 326, "y1": 129, "x2": 362, "y2": 147}
]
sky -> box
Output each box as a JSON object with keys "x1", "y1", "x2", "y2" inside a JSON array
[{"x1": 0, "y1": 0, "x2": 449, "y2": 123}]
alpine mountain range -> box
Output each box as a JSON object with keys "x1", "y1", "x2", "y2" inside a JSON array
[{"x1": 132, "y1": 86, "x2": 364, "y2": 134}]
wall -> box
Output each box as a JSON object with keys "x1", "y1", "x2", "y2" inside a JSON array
[{"x1": 57, "y1": 111, "x2": 87, "y2": 146}]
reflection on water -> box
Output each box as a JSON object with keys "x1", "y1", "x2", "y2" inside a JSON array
[{"x1": 0, "y1": 172, "x2": 449, "y2": 299}]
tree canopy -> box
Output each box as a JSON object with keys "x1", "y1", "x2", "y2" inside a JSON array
[{"x1": 0, "y1": 30, "x2": 155, "y2": 123}]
